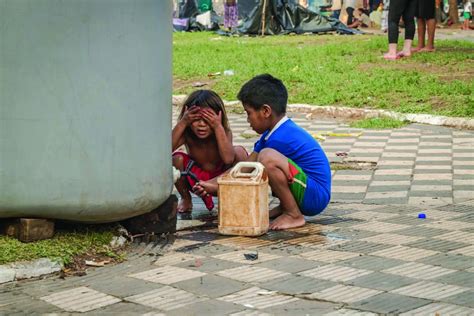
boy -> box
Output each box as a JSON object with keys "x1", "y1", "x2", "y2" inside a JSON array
[{"x1": 195, "y1": 74, "x2": 331, "y2": 230}]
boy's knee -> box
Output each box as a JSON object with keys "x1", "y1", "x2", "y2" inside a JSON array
[{"x1": 257, "y1": 148, "x2": 279, "y2": 168}]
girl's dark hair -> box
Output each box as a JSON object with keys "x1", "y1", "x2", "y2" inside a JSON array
[{"x1": 179, "y1": 90, "x2": 230, "y2": 137}]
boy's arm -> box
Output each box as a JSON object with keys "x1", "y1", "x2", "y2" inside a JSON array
[{"x1": 247, "y1": 151, "x2": 258, "y2": 162}]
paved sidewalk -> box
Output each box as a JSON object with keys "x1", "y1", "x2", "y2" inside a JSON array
[{"x1": 1, "y1": 112, "x2": 473, "y2": 315}]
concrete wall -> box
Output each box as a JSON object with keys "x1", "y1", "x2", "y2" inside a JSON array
[{"x1": 0, "y1": 0, "x2": 173, "y2": 222}]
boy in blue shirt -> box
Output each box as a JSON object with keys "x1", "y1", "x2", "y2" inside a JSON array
[
  {"x1": 238, "y1": 74, "x2": 331, "y2": 230},
  {"x1": 194, "y1": 74, "x2": 331, "y2": 230}
]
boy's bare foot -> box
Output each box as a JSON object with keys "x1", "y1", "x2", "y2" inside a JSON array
[
  {"x1": 269, "y1": 213, "x2": 305, "y2": 230},
  {"x1": 269, "y1": 205, "x2": 283, "y2": 219},
  {"x1": 411, "y1": 46, "x2": 423, "y2": 52},
  {"x1": 177, "y1": 198, "x2": 193, "y2": 213}
]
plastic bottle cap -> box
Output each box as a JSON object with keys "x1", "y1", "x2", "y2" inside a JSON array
[{"x1": 418, "y1": 213, "x2": 426, "y2": 219}]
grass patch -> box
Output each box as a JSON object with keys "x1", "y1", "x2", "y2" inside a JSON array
[
  {"x1": 0, "y1": 223, "x2": 122, "y2": 265},
  {"x1": 173, "y1": 33, "x2": 474, "y2": 117},
  {"x1": 350, "y1": 116, "x2": 408, "y2": 129}
]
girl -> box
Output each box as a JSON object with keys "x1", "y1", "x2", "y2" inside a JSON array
[{"x1": 172, "y1": 90, "x2": 247, "y2": 213}]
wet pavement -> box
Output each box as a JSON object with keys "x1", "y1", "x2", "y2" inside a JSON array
[{"x1": 1, "y1": 111, "x2": 473, "y2": 315}]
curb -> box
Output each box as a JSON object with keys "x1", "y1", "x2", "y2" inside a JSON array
[
  {"x1": 172, "y1": 95, "x2": 474, "y2": 130},
  {"x1": 0, "y1": 258, "x2": 62, "y2": 284}
]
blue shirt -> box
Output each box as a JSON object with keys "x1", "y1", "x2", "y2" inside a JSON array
[{"x1": 254, "y1": 118, "x2": 331, "y2": 214}]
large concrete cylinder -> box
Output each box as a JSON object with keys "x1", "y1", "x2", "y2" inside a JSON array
[{"x1": 0, "y1": 0, "x2": 173, "y2": 223}]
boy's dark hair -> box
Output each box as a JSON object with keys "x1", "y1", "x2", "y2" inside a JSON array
[{"x1": 237, "y1": 74, "x2": 288, "y2": 115}]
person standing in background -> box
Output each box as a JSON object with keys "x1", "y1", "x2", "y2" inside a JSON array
[
  {"x1": 381, "y1": 0, "x2": 390, "y2": 31},
  {"x1": 384, "y1": 0, "x2": 417, "y2": 59},
  {"x1": 331, "y1": 0, "x2": 343, "y2": 19},
  {"x1": 224, "y1": 0, "x2": 239, "y2": 31},
  {"x1": 413, "y1": 0, "x2": 437, "y2": 52},
  {"x1": 462, "y1": 0, "x2": 472, "y2": 30}
]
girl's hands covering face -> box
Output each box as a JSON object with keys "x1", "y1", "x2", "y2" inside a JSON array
[
  {"x1": 182, "y1": 105, "x2": 202, "y2": 125},
  {"x1": 200, "y1": 108, "x2": 222, "y2": 130}
]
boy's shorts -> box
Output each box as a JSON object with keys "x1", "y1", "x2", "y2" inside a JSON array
[
  {"x1": 464, "y1": 12, "x2": 472, "y2": 20},
  {"x1": 288, "y1": 159, "x2": 329, "y2": 216}
]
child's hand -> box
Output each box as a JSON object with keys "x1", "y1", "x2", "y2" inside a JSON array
[
  {"x1": 181, "y1": 105, "x2": 202, "y2": 126},
  {"x1": 200, "y1": 109, "x2": 222, "y2": 130}
]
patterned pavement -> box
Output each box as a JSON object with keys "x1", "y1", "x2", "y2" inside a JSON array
[{"x1": 1, "y1": 111, "x2": 473, "y2": 315}]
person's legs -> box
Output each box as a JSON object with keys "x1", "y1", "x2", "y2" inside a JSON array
[
  {"x1": 385, "y1": 0, "x2": 407, "y2": 59},
  {"x1": 172, "y1": 153, "x2": 193, "y2": 213},
  {"x1": 258, "y1": 148, "x2": 305, "y2": 230},
  {"x1": 413, "y1": 18, "x2": 426, "y2": 51},
  {"x1": 399, "y1": 0, "x2": 417, "y2": 56},
  {"x1": 422, "y1": 18, "x2": 436, "y2": 51}
]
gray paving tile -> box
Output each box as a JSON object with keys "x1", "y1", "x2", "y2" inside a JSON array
[
  {"x1": 381, "y1": 215, "x2": 432, "y2": 226},
  {"x1": 256, "y1": 256, "x2": 323, "y2": 273},
  {"x1": 419, "y1": 254, "x2": 474, "y2": 270},
  {"x1": 92, "y1": 301, "x2": 155, "y2": 314},
  {"x1": 254, "y1": 244, "x2": 317, "y2": 256},
  {"x1": 452, "y1": 212, "x2": 474, "y2": 223},
  {"x1": 434, "y1": 271, "x2": 474, "y2": 288},
  {"x1": 372, "y1": 175, "x2": 413, "y2": 181},
  {"x1": 166, "y1": 299, "x2": 244, "y2": 316},
  {"x1": 260, "y1": 274, "x2": 336, "y2": 295},
  {"x1": 175, "y1": 257, "x2": 242, "y2": 273},
  {"x1": 328, "y1": 241, "x2": 392, "y2": 254},
  {"x1": 395, "y1": 226, "x2": 451, "y2": 237},
  {"x1": 89, "y1": 276, "x2": 163, "y2": 298},
  {"x1": 367, "y1": 186, "x2": 410, "y2": 192},
  {"x1": 346, "y1": 272, "x2": 418, "y2": 291},
  {"x1": 363, "y1": 198, "x2": 409, "y2": 204},
  {"x1": 406, "y1": 239, "x2": 470, "y2": 253},
  {"x1": 339, "y1": 255, "x2": 407, "y2": 271},
  {"x1": 264, "y1": 298, "x2": 340, "y2": 315},
  {"x1": 443, "y1": 290, "x2": 474, "y2": 308},
  {"x1": 349, "y1": 293, "x2": 430, "y2": 314},
  {"x1": 409, "y1": 191, "x2": 453, "y2": 197},
  {"x1": 173, "y1": 274, "x2": 250, "y2": 298}
]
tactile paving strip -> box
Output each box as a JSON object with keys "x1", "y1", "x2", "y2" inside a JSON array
[
  {"x1": 125, "y1": 286, "x2": 207, "y2": 311},
  {"x1": 40, "y1": 287, "x2": 121, "y2": 313}
]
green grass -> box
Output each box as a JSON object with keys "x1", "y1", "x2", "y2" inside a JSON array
[
  {"x1": 0, "y1": 224, "x2": 121, "y2": 265},
  {"x1": 350, "y1": 116, "x2": 409, "y2": 129},
  {"x1": 173, "y1": 32, "x2": 474, "y2": 117}
]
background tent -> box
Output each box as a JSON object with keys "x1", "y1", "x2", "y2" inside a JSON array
[{"x1": 237, "y1": 0, "x2": 359, "y2": 35}]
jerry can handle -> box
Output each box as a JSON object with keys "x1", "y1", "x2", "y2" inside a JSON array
[{"x1": 230, "y1": 162, "x2": 265, "y2": 180}]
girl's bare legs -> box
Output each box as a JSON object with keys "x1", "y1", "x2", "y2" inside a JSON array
[
  {"x1": 258, "y1": 148, "x2": 305, "y2": 230},
  {"x1": 172, "y1": 155, "x2": 193, "y2": 213},
  {"x1": 192, "y1": 145, "x2": 249, "y2": 197}
]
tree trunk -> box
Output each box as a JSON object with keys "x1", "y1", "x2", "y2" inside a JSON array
[{"x1": 448, "y1": 0, "x2": 458, "y2": 24}]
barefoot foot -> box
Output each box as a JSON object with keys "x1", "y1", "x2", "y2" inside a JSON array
[
  {"x1": 383, "y1": 53, "x2": 400, "y2": 60},
  {"x1": 419, "y1": 47, "x2": 435, "y2": 52},
  {"x1": 177, "y1": 198, "x2": 193, "y2": 213},
  {"x1": 269, "y1": 205, "x2": 283, "y2": 219},
  {"x1": 269, "y1": 213, "x2": 305, "y2": 230}
]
